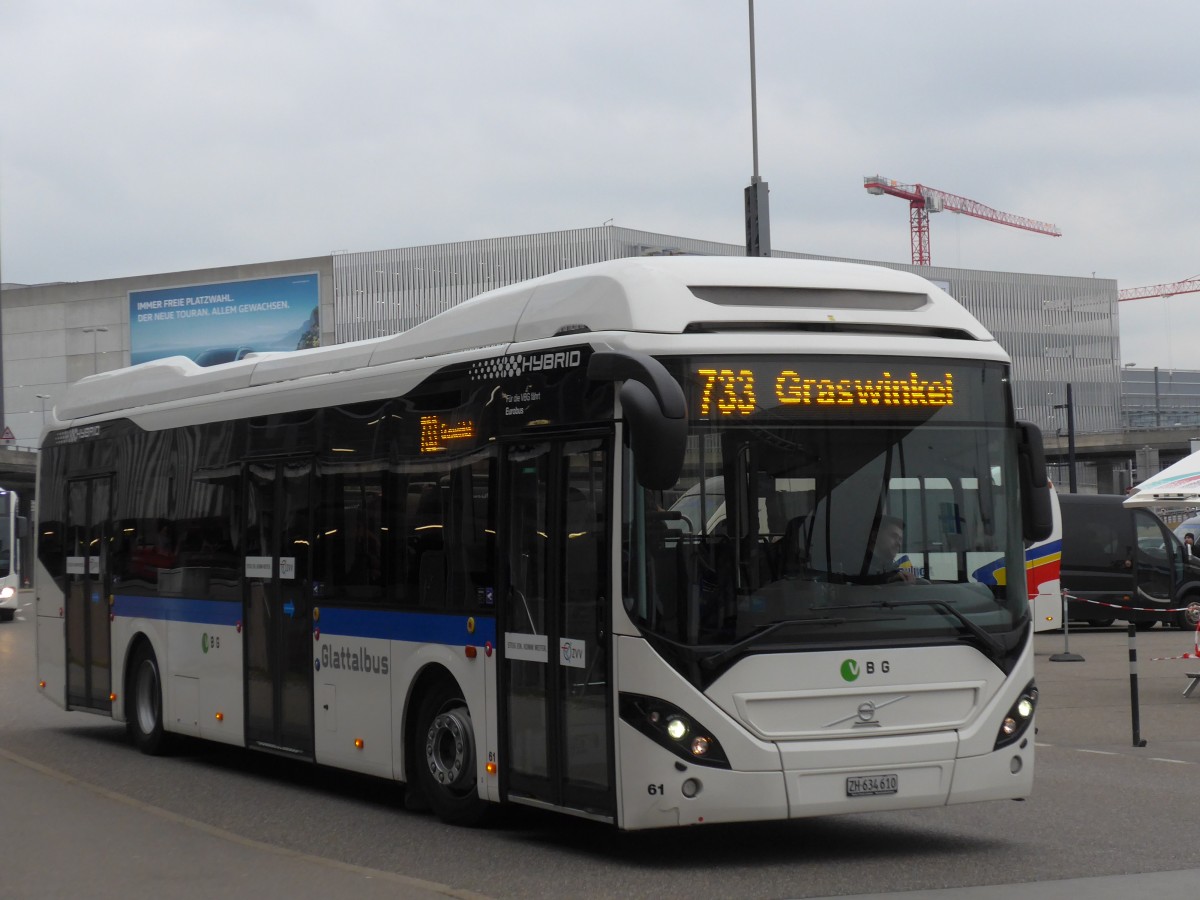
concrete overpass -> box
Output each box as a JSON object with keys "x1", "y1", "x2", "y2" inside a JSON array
[{"x1": 1042, "y1": 426, "x2": 1199, "y2": 494}]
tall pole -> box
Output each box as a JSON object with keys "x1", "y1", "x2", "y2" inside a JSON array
[
  {"x1": 1154, "y1": 366, "x2": 1161, "y2": 427},
  {"x1": 1054, "y1": 385, "x2": 1077, "y2": 493},
  {"x1": 748, "y1": 0, "x2": 760, "y2": 182},
  {"x1": 1066, "y1": 382, "x2": 1077, "y2": 493},
  {"x1": 744, "y1": 0, "x2": 770, "y2": 257}
]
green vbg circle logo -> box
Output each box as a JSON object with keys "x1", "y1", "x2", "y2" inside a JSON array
[
  {"x1": 840, "y1": 659, "x2": 860, "y2": 682},
  {"x1": 201, "y1": 633, "x2": 209, "y2": 654}
]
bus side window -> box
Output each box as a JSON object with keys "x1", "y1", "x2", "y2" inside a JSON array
[{"x1": 412, "y1": 482, "x2": 446, "y2": 609}]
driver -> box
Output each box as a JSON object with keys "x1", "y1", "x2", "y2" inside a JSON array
[{"x1": 869, "y1": 515, "x2": 916, "y2": 583}]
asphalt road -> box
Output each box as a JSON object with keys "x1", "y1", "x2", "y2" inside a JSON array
[{"x1": 4, "y1": 594, "x2": 1200, "y2": 899}]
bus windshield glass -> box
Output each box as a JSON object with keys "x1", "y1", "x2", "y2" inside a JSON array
[{"x1": 622, "y1": 356, "x2": 1027, "y2": 675}]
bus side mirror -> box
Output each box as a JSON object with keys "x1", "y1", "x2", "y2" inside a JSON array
[
  {"x1": 1016, "y1": 421, "x2": 1053, "y2": 541},
  {"x1": 588, "y1": 351, "x2": 687, "y2": 490},
  {"x1": 620, "y1": 380, "x2": 688, "y2": 489}
]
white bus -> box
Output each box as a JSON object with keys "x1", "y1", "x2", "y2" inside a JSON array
[
  {"x1": 0, "y1": 488, "x2": 24, "y2": 621},
  {"x1": 34, "y1": 257, "x2": 1052, "y2": 829}
]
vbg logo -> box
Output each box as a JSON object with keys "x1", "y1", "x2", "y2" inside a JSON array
[{"x1": 841, "y1": 658, "x2": 890, "y2": 681}]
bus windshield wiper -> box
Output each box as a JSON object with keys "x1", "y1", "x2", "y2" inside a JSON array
[
  {"x1": 700, "y1": 617, "x2": 847, "y2": 669},
  {"x1": 878, "y1": 597, "x2": 1005, "y2": 657}
]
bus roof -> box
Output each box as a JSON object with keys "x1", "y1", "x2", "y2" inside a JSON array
[{"x1": 58, "y1": 256, "x2": 994, "y2": 421}]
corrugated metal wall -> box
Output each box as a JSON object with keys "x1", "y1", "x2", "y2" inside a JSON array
[{"x1": 332, "y1": 226, "x2": 1122, "y2": 434}]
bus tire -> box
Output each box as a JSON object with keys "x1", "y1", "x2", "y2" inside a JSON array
[
  {"x1": 414, "y1": 678, "x2": 489, "y2": 827},
  {"x1": 0, "y1": 609, "x2": 13, "y2": 622},
  {"x1": 127, "y1": 642, "x2": 170, "y2": 755}
]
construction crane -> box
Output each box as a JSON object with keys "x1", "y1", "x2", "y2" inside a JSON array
[
  {"x1": 1118, "y1": 276, "x2": 1200, "y2": 302},
  {"x1": 863, "y1": 174, "x2": 1062, "y2": 266}
]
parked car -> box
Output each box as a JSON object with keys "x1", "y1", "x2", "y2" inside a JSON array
[{"x1": 1059, "y1": 493, "x2": 1200, "y2": 629}]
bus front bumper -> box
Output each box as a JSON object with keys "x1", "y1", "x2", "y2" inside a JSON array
[{"x1": 617, "y1": 723, "x2": 1034, "y2": 830}]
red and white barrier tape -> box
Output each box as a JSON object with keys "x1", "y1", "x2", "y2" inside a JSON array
[
  {"x1": 1061, "y1": 591, "x2": 1199, "y2": 615},
  {"x1": 1059, "y1": 591, "x2": 1200, "y2": 660}
]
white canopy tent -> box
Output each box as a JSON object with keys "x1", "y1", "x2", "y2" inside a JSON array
[{"x1": 1124, "y1": 448, "x2": 1200, "y2": 508}]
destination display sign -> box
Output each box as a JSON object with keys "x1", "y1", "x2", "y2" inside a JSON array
[{"x1": 678, "y1": 357, "x2": 1006, "y2": 424}]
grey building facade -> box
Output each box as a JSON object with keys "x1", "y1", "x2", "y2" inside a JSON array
[{"x1": 2, "y1": 225, "x2": 1123, "y2": 455}]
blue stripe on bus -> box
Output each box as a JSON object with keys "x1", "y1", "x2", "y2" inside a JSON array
[
  {"x1": 319, "y1": 607, "x2": 497, "y2": 645},
  {"x1": 112, "y1": 594, "x2": 241, "y2": 626},
  {"x1": 111, "y1": 594, "x2": 497, "y2": 646}
]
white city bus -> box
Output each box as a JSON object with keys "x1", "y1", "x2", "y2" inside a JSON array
[
  {"x1": 0, "y1": 488, "x2": 24, "y2": 621},
  {"x1": 34, "y1": 257, "x2": 1052, "y2": 829}
]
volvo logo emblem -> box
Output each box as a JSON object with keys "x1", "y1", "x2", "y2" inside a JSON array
[{"x1": 825, "y1": 694, "x2": 908, "y2": 728}]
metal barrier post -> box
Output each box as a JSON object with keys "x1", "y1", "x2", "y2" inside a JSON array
[
  {"x1": 1050, "y1": 590, "x2": 1085, "y2": 662},
  {"x1": 1128, "y1": 623, "x2": 1148, "y2": 747}
]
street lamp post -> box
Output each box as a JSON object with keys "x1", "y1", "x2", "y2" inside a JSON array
[
  {"x1": 82, "y1": 326, "x2": 109, "y2": 374},
  {"x1": 36, "y1": 394, "x2": 50, "y2": 426}
]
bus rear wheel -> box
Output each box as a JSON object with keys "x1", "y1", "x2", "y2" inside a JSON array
[
  {"x1": 414, "y1": 679, "x2": 489, "y2": 826},
  {"x1": 127, "y1": 642, "x2": 169, "y2": 755},
  {"x1": 1177, "y1": 601, "x2": 1200, "y2": 630}
]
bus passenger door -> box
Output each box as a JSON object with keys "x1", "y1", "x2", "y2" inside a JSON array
[
  {"x1": 501, "y1": 437, "x2": 614, "y2": 819},
  {"x1": 64, "y1": 476, "x2": 113, "y2": 712},
  {"x1": 243, "y1": 459, "x2": 315, "y2": 758}
]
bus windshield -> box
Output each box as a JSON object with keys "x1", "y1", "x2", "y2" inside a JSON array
[{"x1": 622, "y1": 356, "x2": 1027, "y2": 677}]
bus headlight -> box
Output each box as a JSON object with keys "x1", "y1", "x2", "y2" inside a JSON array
[
  {"x1": 619, "y1": 693, "x2": 731, "y2": 769},
  {"x1": 994, "y1": 681, "x2": 1037, "y2": 750},
  {"x1": 0, "y1": 586, "x2": 14, "y2": 600}
]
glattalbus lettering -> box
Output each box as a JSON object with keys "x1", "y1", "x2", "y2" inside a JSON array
[{"x1": 320, "y1": 643, "x2": 390, "y2": 676}]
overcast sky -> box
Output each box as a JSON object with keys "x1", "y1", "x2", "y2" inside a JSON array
[{"x1": 2, "y1": 0, "x2": 1196, "y2": 369}]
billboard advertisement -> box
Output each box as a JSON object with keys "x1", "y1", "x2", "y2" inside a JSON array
[{"x1": 129, "y1": 273, "x2": 320, "y2": 367}]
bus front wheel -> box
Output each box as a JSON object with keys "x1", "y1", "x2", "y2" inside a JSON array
[
  {"x1": 414, "y1": 679, "x2": 489, "y2": 826},
  {"x1": 127, "y1": 642, "x2": 169, "y2": 755}
]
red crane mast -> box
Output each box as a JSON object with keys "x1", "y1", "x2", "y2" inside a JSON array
[
  {"x1": 863, "y1": 174, "x2": 1062, "y2": 266},
  {"x1": 1117, "y1": 276, "x2": 1200, "y2": 302}
]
